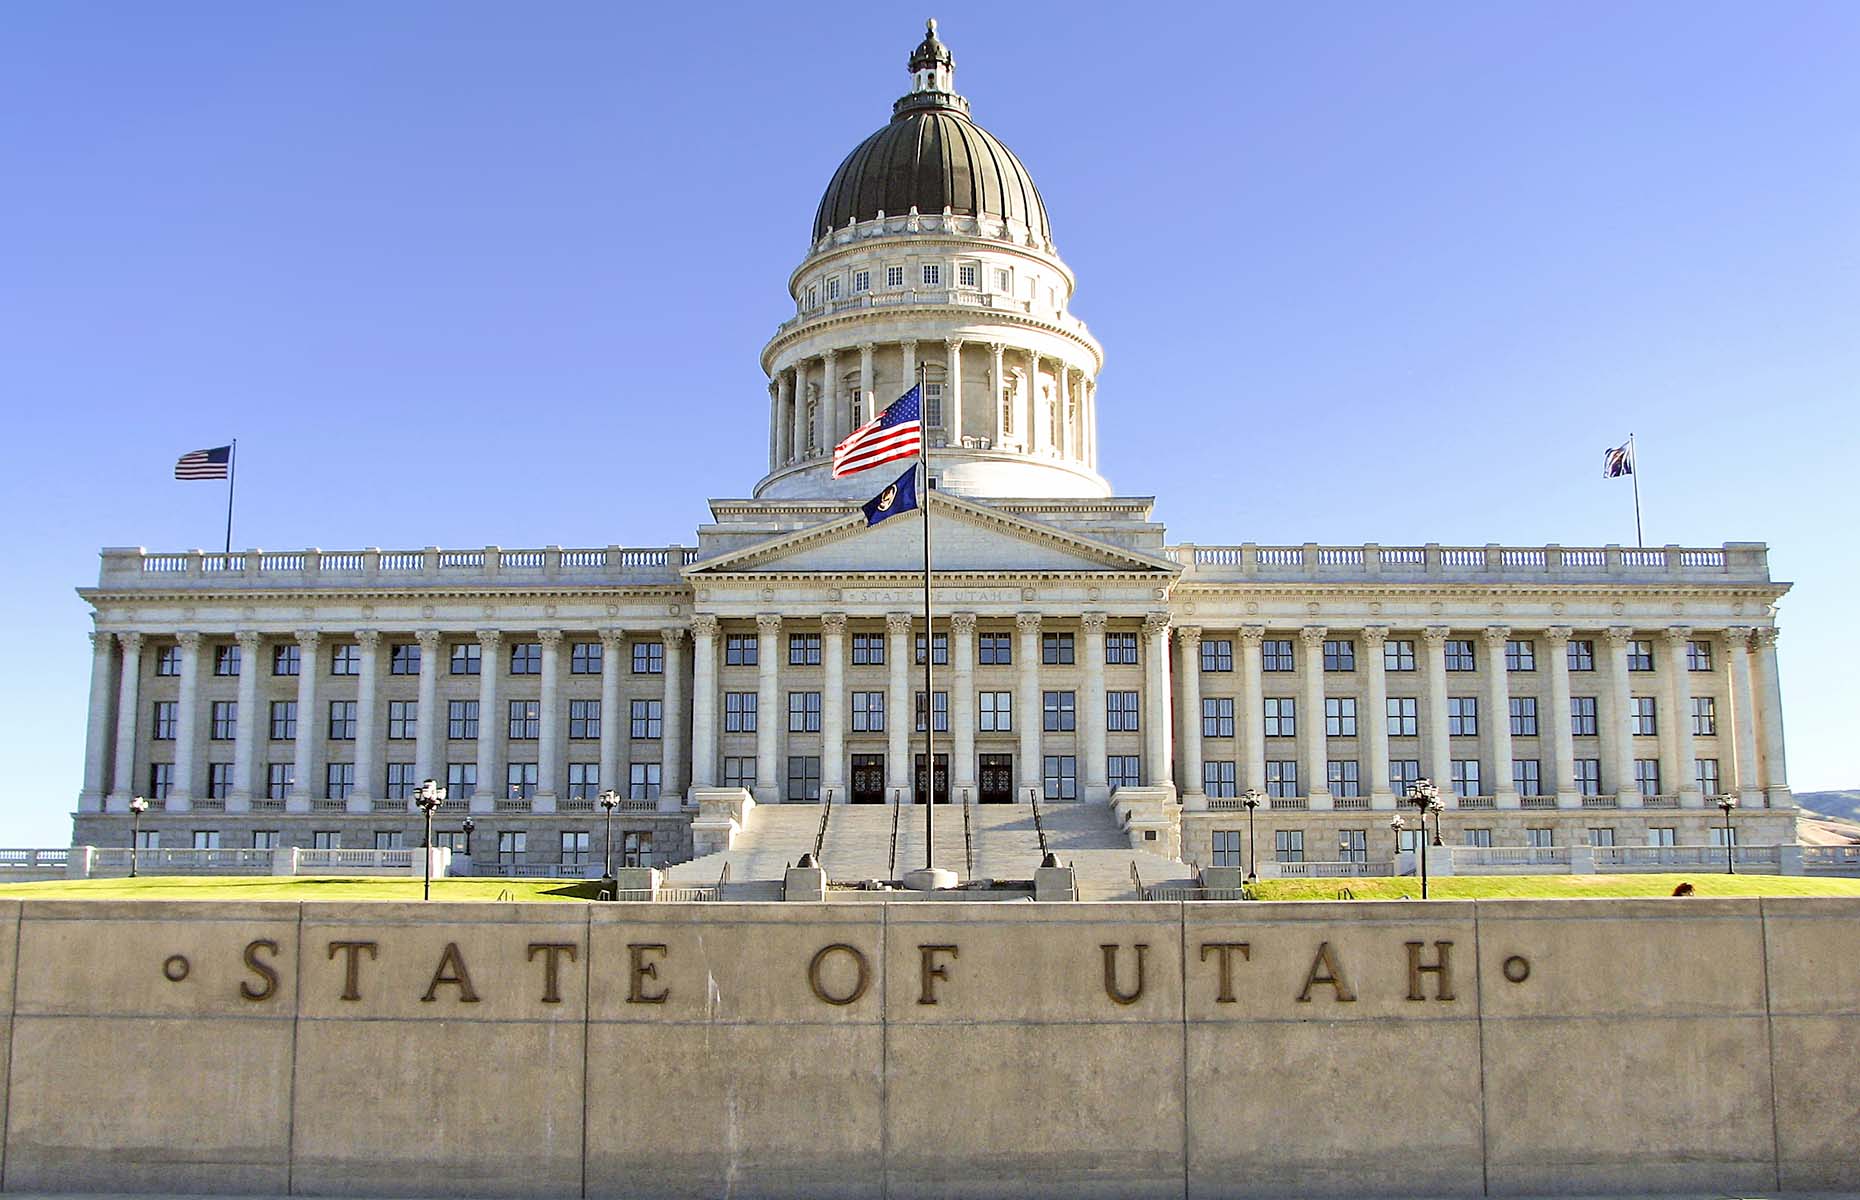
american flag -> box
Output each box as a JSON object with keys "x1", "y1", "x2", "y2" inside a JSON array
[
  {"x1": 832, "y1": 385, "x2": 923, "y2": 477},
  {"x1": 175, "y1": 445, "x2": 233, "y2": 480}
]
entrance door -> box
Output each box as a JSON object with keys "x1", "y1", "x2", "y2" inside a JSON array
[
  {"x1": 912, "y1": 754, "x2": 950, "y2": 804},
  {"x1": 850, "y1": 755, "x2": 886, "y2": 804},
  {"x1": 979, "y1": 754, "x2": 1014, "y2": 804}
]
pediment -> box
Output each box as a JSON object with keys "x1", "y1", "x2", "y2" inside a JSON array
[{"x1": 688, "y1": 493, "x2": 1180, "y2": 577}]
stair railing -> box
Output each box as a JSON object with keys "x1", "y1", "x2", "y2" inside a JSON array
[
  {"x1": 812, "y1": 791, "x2": 833, "y2": 862},
  {"x1": 962, "y1": 787, "x2": 974, "y2": 881},
  {"x1": 1130, "y1": 859, "x2": 1151, "y2": 901},
  {"x1": 717, "y1": 860, "x2": 731, "y2": 890},
  {"x1": 888, "y1": 788, "x2": 901, "y2": 880},
  {"x1": 1028, "y1": 786, "x2": 1050, "y2": 858}
]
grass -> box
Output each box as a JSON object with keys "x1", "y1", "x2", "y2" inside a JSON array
[
  {"x1": 0, "y1": 876, "x2": 598, "y2": 901},
  {"x1": 1247, "y1": 873, "x2": 1860, "y2": 901}
]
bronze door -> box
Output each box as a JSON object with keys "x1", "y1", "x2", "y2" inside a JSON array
[
  {"x1": 850, "y1": 755, "x2": 886, "y2": 804},
  {"x1": 979, "y1": 754, "x2": 1014, "y2": 803},
  {"x1": 912, "y1": 754, "x2": 949, "y2": 804}
]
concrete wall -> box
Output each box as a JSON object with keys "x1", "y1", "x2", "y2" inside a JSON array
[{"x1": 0, "y1": 897, "x2": 1852, "y2": 1197}]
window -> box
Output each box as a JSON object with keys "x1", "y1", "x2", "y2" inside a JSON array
[
  {"x1": 852, "y1": 269, "x2": 870, "y2": 293},
  {"x1": 328, "y1": 701, "x2": 357, "y2": 740},
  {"x1": 825, "y1": 275, "x2": 841, "y2": 301},
  {"x1": 331, "y1": 645, "x2": 360, "y2": 675},
  {"x1": 210, "y1": 700, "x2": 237, "y2": 740},
  {"x1": 1450, "y1": 759, "x2": 1482, "y2": 797},
  {"x1": 1589, "y1": 827, "x2": 1616, "y2": 848},
  {"x1": 385, "y1": 763, "x2": 416, "y2": 799},
  {"x1": 1202, "y1": 697, "x2": 1234, "y2": 739},
  {"x1": 1506, "y1": 640, "x2": 1536, "y2": 672},
  {"x1": 1261, "y1": 639, "x2": 1294, "y2": 671},
  {"x1": 266, "y1": 763, "x2": 294, "y2": 799},
  {"x1": 1691, "y1": 697, "x2": 1717, "y2": 736},
  {"x1": 1574, "y1": 759, "x2": 1601, "y2": 796},
  {"x1": 1447, "y1": 697, "x2": 1478, "y2": 737},
  {"x1": 1201, "y1": 639, "x2": 1234, "y2": 672},
  {"x1": 885, "y1": 265, "x2": 904, "y2": 289},
  {"x1": 924, "y1": 381, "x2": 943, "y2": 427},
  {"x1": 506, "y1": 763, "x2": 538, "y2": 799},
  {"x1": 508, "y1": 700, "x2": 540, "y2": 740},
  {"x1": 152, "y1": 701, "x2": 177, "y2": 740},
  {"x1": 569, "y1": 699, "x2": 601, "y2": 739},
  {"x1": 725, "y1": 692, "x2": 758, "y2": 733},
  {"x1": 273, "y1": 644, "x2": 300, "y2": 676},
  {"x1": 622, "y1": 831, "x2": 655, "y2": 867},
  {"x1": 1042, "y1": 690, "x2": 1076, "y2": 732},
  {"x1": 207, "y1": 764, "x2": 233, "y2": 799},
  {"x1": 1212, "y1": 830, "x2": 1242, "y2": 867},
  {"x1": 1107, "y1": 755, "x2": 1142, "y2": 791},
  {"x1": 1324, "y1": 697, "x2": 1357, "y2": 737},
  {"x1": 913, "y1": 691, "x2": 948, "y2": 732},
  {"x1": 1107, "y1": 690, "x2": 1140, "y2": 732},
  {"x1": 1627, "y1": 639, "x2": 1654, "y2": 671},
  {"x1": 1571, "y1": 696, "x2": 1598, "y2": 737},
  {"x1": 567, "y1": 764, "x2": 599, "y2": 800},
  {"x1": 804, "y1": 285, "x2": 817, "y2": 310},
  {"x1": 561, "y1": 831, "x2": 590, "y2": 865},
  {"x1": 631, "y1": 700, "x2": 663, "y2": 739},
  {"x1": 1204, "y1": 761, "x2": 1237, "y2": 798},
  {"x1": 1444, "y1": 639, "x2": 1476, "y2": 671},
  {"x1": 1509, "y1": 697, "x2": 1538, "y2": 737},
  {"x1": 1647, "y1": 826, "x2": 1676, "y2": 847},
  {"x1": 451, "y1": 643, "x2": 481, "y2": 675},
  {"x1": 1631, "y1": 697, "x2": 1657, "y2": 737},
  {"x1": 447, "y1": 700, "x2": 479, "y2": 739},
  {"x1": 1274, "y1": 830, "x2": 1304, "y2": 863},
  {"x1": 1266, "y1": 760, "x2": 1298, "y2": 798},
  {"x1": 1526, "y1": 827, "x2": 1554, "y2": 849},
  {"x1": 1634, "y1": 759, "x2": 1661, "y2": 797},
  {"x1": 914, "y1": 634, "x2": 948, "y2": 665},
  {"x1": 389, "y1": 643, "x2": 420, "y2": 675},
  {"x1": 1696, "y1": 758, "x2": 1721, "y2": 796},
  {"x1": 633, "y1": 642, "x2": 663, "y2": 674},
  {"x1": 1513, "y1": 759, "x2": 1541, "y2": 796},
  {"x1": 311, "y1": 830, "x2": 340, "y2": 850},
  {"x1": 1390, "y1": 760, "x2": 1422, "y2": 798},
  {"x1": 270, "y1": 700, "x2": 297, "y2": 740},
  {"x1": 1323, "y1": 640, "x2": 1355, "y2": 672},
  {"x1": 788, "y1": 692, "x2": 822, "y2": 733},
  {"x1": 852, "y1": 633, "x2": 885, "y2": 665},
  {"x1": 723, "y1": 757, "x2": 755, "y2": 789},
  {"x1": 497, "y1": 831, "x2": 527, "y2": 864},
  {"x1": 1710, "y1": 826, "x2": 1738, "y2": 848},
  {"x1": 726, "y1": 634, "x2": 758, "y2": 665},
  {"x1": 1568, "y1": 640, "x2": 1595, "y2": 672},
  {"x1": 979, "y1": 691, "x2": 1011, "y2": 732},
  {"x1": 194, "y1": 830, "x2": 221, "y2": 850},
  {"x1": 1327, "y1": 760, "x2": 1361, "y2": 797},
  {"x1": 156, "y1": 645, "x2": 182, "y2": 676},
  {"x1": 786, "y1": 756, "x2": 821, "y2": 802},
  {"x1": 148, "y1": 763, "x2": 173, "y2": 798},
  {"x1": 1042, "y1": 633, "x2": 1075, "y2": 665},
  {"x1": 1106, "y1": 632, "x2": 1138, "y2": 665},
  {"x1": 789, "y1": 633, "x2": 822, "y2": 665},
  {"x1": 570, "y1": 642, "x2": 602, "y2": 674},
  {"x1": 1687, "y1": 640, "x2": 1713, "y2": 671},
  {"x1": 852, "y1": 691, "x2": 885, "y2": 732},
  {"x1": 325, "y1": 763, "x2": 355, "y2": 799},
  {"x1": 978, "y1": 633, "x2": 1012, "y2": 665},
  {"x1": 1464, "y1": 828, "x2": 1493, "y2": 849},
  {"x1": 509, "y1": 643, "x2": 541, "y2": 674},
  {"x1": 922, "y1": 263, "x2": 941, "y2": 286},
  {"x1": 994, "y1": 267, "x2": 1010, "y2": 291},
  {"x1": 447, "y1": 763, "x2": 477, "y2": 798},
  {"x1": 628, "y1": 763, "x2": 661, "y2": 799},
  {"x1": 214, "y1": 644, "x2": 241, "y2": 676},
  {"x1": 1042, "y1": 755, "x2": 1077, "y2": 800},
  {"x1": 1339, "y1": 829, "x2": 1369, "y2": 863},
  {"x1": 958, "y1": 262, "x2": 979, "y2": 288},
  {"x1": 1385, "y1": 639, "x2": 1416, "y2": 672},
  {"x1": 1263, "y1": 697, "x2": 1295, "y2": 738},
  {"x1": 388, "y1": 700, "x2": 417, "y2": 740},
  {"x1": 1386, "y1": 697, "x2": 1418, "y2": 737},
  {"x1": 253, "y1": 830, "x2": 280, "y2": 849}
]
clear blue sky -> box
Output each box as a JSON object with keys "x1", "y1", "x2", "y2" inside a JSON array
[{"x1": 2, "y1": 2, "x2": 1855, "y2": 844}]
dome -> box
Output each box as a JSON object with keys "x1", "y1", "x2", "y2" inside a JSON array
[{"x1": 811, "y1": 22, "x2": 1050, "y2": 244}]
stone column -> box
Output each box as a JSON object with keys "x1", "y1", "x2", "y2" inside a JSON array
[
  {"x1": 689, "y1": 616, "x2": 720, "y2": 792},
  {"x1": 1080, "y1": 613, "x2": 1109, "y2": 801},
  {"x1": 1015, "y1": 612, "x2": 1042, "y2": 796},
  {"x1": 767, "y1": 382, "x2": 780, "y2": 471},
  {"x1": 535, "y1": 629, "x2": 563, "y2": 805},
  {"x1": 1177, "y1": 626, "x2": 1206, "y2": 808},
  {"x1": 1725, "y1": 627, "x2": 1761, "y2": 805},
  {"x1": 1142, "y1": 613, "x2": 1175, "y2": 793},
  {"x1": 1026, "y1": 352, "x2": 1043, "y2": 454},
  {"x1": 1059, "y1": 366, "x2": 1073, "y2": 459},
  {"x1": 1483, "y1": 627, "x2": 1517, "y2": 807},
  {"x1": 230, "y1": 630, "x2": 263, "y2": 810},
  {"x1": 821, "y1": 349, "x2": 840, "y2": 452},
  {"x1": 473, "y1": 630, "x2": 502, "y2": 814},
  {"x1": 776, "y1": 371, "x2": 794, "y2": 464},
  {"x1": 414, "y1": 630, "x2": 442, "y2": 788},
  {"x1": 1362, "y1": 627, "x2": 1392, "y2": 807},
  {"x1": 290, "y1": 631, "x2": 320, "y2": 813},
  {"x1": 170, "y1": 631, "x2": 202, "y2": 810},
  {"x1": 1664, "y1": 627, "x2": 1701, "y2": 806},
  {"x1": 790, "y1": 361, "x2": 809, "y2": 461},
  {"x1": 901, "y1": 339, "x2": 918, "y2": 394},
  {"x1": 950, "y1": 612, "x2": 977, "y2": 798},
  {"x1": 599, "y1": 629, "x2": 626, "y2": 803},
  {"x1": 1603, "y1": 627, "x2": 1640, "y2": 807},
  {"x1": 351, "y1": 630, "x2": 382, "y2": 812},
  {"x1": 1239, "y1": 626, "x2": 1266, "y2": 793},
  {"x1": 1299, "y1": 626, "x2": 1330, "y2": 807},
  {"x1": 858, "y1": 343, "x2": 875, "y2": 427},
  {"x1": 1081, "y1": 379, "x2": 1095, "y2": 466},
  {"x1": 659, "y1": 628, "x2": 688, "y2": 809},
  {"x1": 819, "y1": 613, "x2": 846, "y2": 802},
  {"x1": 109, "y1": 632, "x2": 143, "y2": 808},
  {"x1": 945, "y1": 338, "x2": 963, "y2": 445},
  {"x1": 755, "y1": 615, "x2": 782, "y2": 803},
  {"x1": 81, "y1": 630, "x2": 116, "y2": 810},
  {"x1": 989, "y1": 343, "x2": 1006, "y2": 446},
  {"x1": 886, "y1": 614, "x2": 912, "y2": 796},
  {"x1": 1754, "y1": 628, "x2": 1791, "y2": 807},
  {"x1": 1421, "y1": 627, "x2": 1451, "y2": 804},
  {"x1": 1545, "y1": 627, "x2": 1578, "y2": 809}
]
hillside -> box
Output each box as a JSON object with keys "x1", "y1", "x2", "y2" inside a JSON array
[{"x1": 1797, "y1": 790, "x2": 1860, "y2": 826}]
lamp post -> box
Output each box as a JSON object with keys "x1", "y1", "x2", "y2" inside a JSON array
[
  {"x1": 128, "y1": 796, "x2": 149, "y2": 879},
  {"x1": 1390, "y1": 814, "x2": 1405, "y2": 867},
  {"x1": 1717, "y1": 793, "x2": 1739, "y2": 875},
  {"x1": 1405, "y1": 779, "x2": 1442, "y2": 899},
  {"x1": 461, "y1": 816, "x2": 476, "y2": 859},
  {"x1": 599, "y1": 790, "x2": 621, "y2": 878},
  {"x1": 414, "y1": 778, "x2": 447, "y2": 901},
  {"x1": 1241, "y1": 788, "x2": 1263, "y2": 884}
]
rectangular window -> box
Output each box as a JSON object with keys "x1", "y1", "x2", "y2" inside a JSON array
[
  {"x1": 1447, "y1": 696, "x2": 1478, "y2": 737},
  {"x1": 509, "y1": 643, "x2": 541, "y2": 674},
  {"x1": 214, "y1": 644, "x2": 240, "y2": 677},
  {"x1": 569, "y1": 699, "x2": 601, "y2": 739},
  {"x1": 914, "y1": 634, "x2": 949, "y2": 665},
  {"x1": 1389, "y1": 759, "x2": 1422, "y2": 798},
  {"x1": 1266, "y1": 760, "x2": 1299, "y2": 798},
  {"x1": 1509, "y1": 697, "x2": 1538, "y2": 737},
  {"x1": 1627, "y1": 639, "x2": 1654, "y2": 671},
  {"x1": 1385, "y1": 639, "x2": 1416, "y2": 672},
  {"x1": 1339, "y1": 829, "x2": 1369, "y2": 864},
  {"x1": 447, "y1": 700, "x2": 479, "y2": 739},
  {"x1": 330, "y1": 645, "x2": 360, "y2": 676},
  {"x1": 1105, "y1": 632, "x2": 1138, "y2": 665},
  {"x1": 325, "y1": 763, "x2": 355, "y2": 800},
  {"x1": 1687, "y1": 640, "x2": 1713, "y2": 671},
  {"x1": 1261, "y1": 639, "x2": 1294, "y2": 672},
  {"x1": 1323, "y1": 639, "x2": 1355, "y2": 672},
  {"x1": 253, "y1": 830, "x2": 280, "y2": 850},
  {"x1": 1450, "y1": 759, "x2": 1482, "y2": 797},
  {"x1": 451, "y1": 643, "x2": 481, "y2": 675},
  {"x1": 1526, "y1": 827, "x2": 1553, "y2": 849},
  {"x1": 328, "y1": 701, "x2": 357, "y2": 740},
  {"x1": 958, "y1": 262, "x2": 979, "y2": 289},
  {"x1": 273, "y1": 644, "x2": 300, "y2": 676},
  {"x1": 852, "y1": 691, "x2": 885, "y2": 732},
  {"x1": 852, "y1": 269, "x2": 871, "y2": 293},
  {"x1": 886, "y1": 265, "x2": 904, "y2": 289},
  {"x1": 825, "y1": 275, "x2": 841, "y2": 301},
  {"x1": 386, "y1": 700, "x2": 417, "y2": 740},
  {"x1": 1274, "y1": 829, "x2": 1304, "y2": 863},
  {"x1": 1386, "y1": 697, "x2": 1418, "y2": 737},
  {"x1": 628, "y1": 763, "x2": 661, "y2": 800},
  {"x1": 622, "y1": 831, "x2": 655, "y2": 867},
  {"x1": 1324, "y1": 697, "x2": 1357, "y2": 737},
  {"x1": 1634, "y1": 758, "x2": 1661, "y2": 797},
  {"x1": 1571, "y1": 696, "x2": 1599, "y2": 737},
  {"x1": 852, "y1": 633, "x2": 885, "y2": 665},
  {"x1": 1464, "y1": 828, "x2": 1493, "y2": 849},
  {"x1": 723, "y1": 757, "x2": 755, "y2": 789},
  {"x1": 497, "y1": 831, "x2": 527, "y2": 863},
  {"x1": 1327, "y1": 760, "x2": 1361, "y2": 797},
  {"x1": 1212, "y1": 830, "x2": 1242, "y2": 867},
  {"x1": 570, "y1": 641, "x2": 602, "y2": 674},
  {"x1": 979, "y1": 691, "x2": 1011, "y2": 732},
  {"x1": 194, "y1": 829, "x2": 221, "y2": 849},
  {"x1": 385, "y1": 763, "x2": 416, "y2": 799},
  {"x1": 1107, "y1": 755, "x2": 1142, "y2": 791},
  {"x1": 156, "y1": 645, "x2": 182, "y2": 676},
  {"x1": 786, "y1": 756, "x2": 821, "y2": 802},
  {"x1": 924, "y1": 382, "x2": 943, "y2": 427},
  {"x1": 978, "y1": 633, "x2": 1012, "y2": 664},
  {"x1": 508, "y1": 700, "x2": 540, "y2": 740},
  {"x1": 266, "y1": 763, "x2": 294, "y2": 799},
  {"x1": 1513, "y1": 759, "x2": 1542, "y2": 796},
  {"x1": 1444, "y1": 639, "x2": 1476, "y2": 671},
  {"x1": 1503, "y1": 639, "x2": 1534, "y2": 672},
  {"x1": 1201, "y1": 639, "x2": 1234, "y2": 672},
  {"x1": 1201, "y1": 697, "x2": 1235, "y2": 739},
  {"x1": 631, "y1": 699, "x2": 664, "y2": 739},
  {"x1": 789, "y1": 633, "x2": 822, "y2": 665},
  {"x1": 633, "y1": 642, "x2": 663, "y2": 674},
  {"x1": 447, "y1": 763, "x2": 478, "y2": 798},
  {"x1": 566, "y1": 764, "x2": 599, "y2": 800},
  {"x1": 561, "y1": 830, "x2": 591, "y2": 864},
  {"x1": 994, "y1": 267, "x2": 1011, "y2": 291},
  {"x1": 152, "y1": 700, "x2": 177, "y2": 740},
  {"x1": 1631, "y1": 696, "x2": 1657, "y2": 737},
  {"x1": 1696, "y1": 758, "x2": 1721, "y2": 795},
  {"x1": 207, "y1": 764, "x2": 233, "y2": 799},
  {"x1": 1575, "y1": 759, "x2": 1601, "y2": 796},
  {"x1": 1691, "y1": 697, "x2": 1717, "y2": 737},
  {"x1": 1042, "y1": 690, "x2": 1077, "y2": 732},
  {"x1": 1107, "y1": 690, "x2": 1140, "y2": 732},
  {"x1": 788, "y1": 691, "x2": 823, "y2": 733},
  {"x1": 922, "y1": 263, "x2": 941, "y2": 286},
  {"x1": 913, "y1": 691, "x2": 949, "y2": 733},
  {"x1": 311, "y1": 830, "x2": 340, "y2": 850},
  {"x1": 1263, "y1": 697, "x2": 1295, "y2": 738},
  {"x1": 269, "y1": 700, "x2": 297, "y2": 740},
  {"x1": 724, "y1": 692, "x2": 758, "y2": 733},
  {"x1": 725, "y1": 633, "x2": 758, "y2": 665},
  {"x1": 1647, "y1": 826, "x2": 1677, "y2": 847},
  {"x1": 506, "y1": 763, "x2": 539, "y2": 799},
  {"x1": 1203, "y1": 761, "x2": 1237, "y2": 798},
  {"x1": 1568, "y1": 640, "x2": 1595, "y2": 672},
  {"x1": 389, "y1": 642, "x2": 420, "y2": 675},
  {"x1": 1042, "y1": 755, "x2": 1077, "y2": 801},
  {"x1": 1589, "y1": 828, "x2": 1616, "y2": 848},
  {"x1": 210, "y1": 700, "x2": 237, "y2": 740},
  {"x1": 148, "y1": 762, "x2": 173, "y2": 798},
  {"x1": 1042, "y1": 633, "x2": 1075, "y2": 665}
]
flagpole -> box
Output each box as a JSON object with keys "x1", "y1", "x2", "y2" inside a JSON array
[
  {"x1": 224, "y1": 438, "x2": 238, "y2": 555},
  {"x1": 1629, "y1": 432, "x2": 1643, "y2": 548},
  {"x1": 918, "y1": 363, "x2": 936, "y2": 874}
]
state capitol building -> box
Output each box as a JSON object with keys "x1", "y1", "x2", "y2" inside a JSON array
[{"x1": 69, "y1": 24, "x2": 1797, "y2": 886}]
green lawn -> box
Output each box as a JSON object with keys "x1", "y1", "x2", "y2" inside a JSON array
[
  {"x1": 0, "y1": 876, "x2": 597, "y2": 901},
  {"x1": 1247, "y1": 873, "x2": 1860, "y2": 901}
]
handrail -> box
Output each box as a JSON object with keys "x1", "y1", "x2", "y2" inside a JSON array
[
  {"x1": 812, "y1": 796, "x2": 832, "y2": 863},
  {"x1": 1130, "y1": 860, "x2": 1146, "y2": 901},
  {"x1": 962, "y1": 788, "x2": 974, "y2": 882},
  {"x1": 888, "y1": 789, "x2": 901, "y2": 880},
  {"x1": 717, "y1": 860, "x2": 731, "y2": 889},
  {"x1": 1028, "y1": 786, "x2": 1050, "y2": 857}
]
